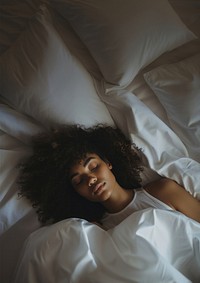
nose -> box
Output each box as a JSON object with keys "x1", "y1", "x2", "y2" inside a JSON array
[{"x1": 88, "y1": 175, "x2": 97, "y2": 187}]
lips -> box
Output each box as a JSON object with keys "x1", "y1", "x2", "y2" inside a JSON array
[{"x1": 91, "y1": 182, "x2": 105, "y2": 195}]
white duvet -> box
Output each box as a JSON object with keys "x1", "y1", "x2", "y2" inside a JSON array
[{"x1": 13, "y1": 209, "x2": 200, "y2": 283}]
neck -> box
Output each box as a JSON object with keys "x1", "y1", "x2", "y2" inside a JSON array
[{"x1": 103, "y1": 187, "x2": 134, "y2": 214}]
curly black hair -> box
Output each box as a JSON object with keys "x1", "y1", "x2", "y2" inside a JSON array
[{"x1": 18, "y1": 124, "x2": 143, "y2": 225}]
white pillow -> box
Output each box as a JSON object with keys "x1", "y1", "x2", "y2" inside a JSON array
[
  {"x1": 50, "y1": 0, "x2": 196, "y2": 88},
  {"x1": 0, "y1": 0, "x2": 102, "y2": 80},
  {"x1": 144, "y1": 53, "x2": 200, "y2": 160},
  {"x1": 0, "y1": 5, "x2": 114, "y2": 128}
]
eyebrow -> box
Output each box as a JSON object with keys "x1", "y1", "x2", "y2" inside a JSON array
[{"x1": 70, "y1": 156, "x2": 96, "y2": 180}]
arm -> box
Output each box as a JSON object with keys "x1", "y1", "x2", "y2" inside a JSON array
[{"x1": 144, "y1": 178, "x2": 200, "y2": 223}]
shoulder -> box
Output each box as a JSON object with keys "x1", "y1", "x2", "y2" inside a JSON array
[
  {"x1": 144, "y1": 178, "x2": 181, "y2": 208},
  {"x1": 144, "y1": 178, "x2": 200, "y2": 223},
  {"x1": 144, "y1": 177, "x2": 178, "y2": 192}
]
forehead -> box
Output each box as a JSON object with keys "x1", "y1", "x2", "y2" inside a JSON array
[{"x1": 70, "y1": 153, "x2": 100, "y2": 169}]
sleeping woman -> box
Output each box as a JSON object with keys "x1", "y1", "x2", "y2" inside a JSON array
[{"x1": 17, "y1": 124, "x2": 200, "y2": 229}]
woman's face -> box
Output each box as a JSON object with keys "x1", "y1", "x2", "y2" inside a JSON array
[{"x1": 69, "y1": 153, "x2": 117, "y2": 202}]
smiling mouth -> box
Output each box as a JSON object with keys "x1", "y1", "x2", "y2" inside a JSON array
[{"x1": 92, "y1": 182, "x2": 106, "y2": 195}]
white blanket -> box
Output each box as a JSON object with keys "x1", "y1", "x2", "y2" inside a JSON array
[{"x1": 13, "y1": 209, "x2": 200, "y2": 283}]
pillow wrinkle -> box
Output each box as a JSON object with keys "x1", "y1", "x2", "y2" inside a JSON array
[
  {"x1": 0, "y1": 4, "x2": 114, "y2": 128},
  {"x1": 144, "y1": 53, "x2": 200, "y2": 161},
  {"x1": 50, "y1": 0, "x2": 196, "y2": 88}
]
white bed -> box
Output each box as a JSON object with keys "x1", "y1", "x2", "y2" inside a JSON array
[{"x1": 0, "y1": 0, "x2": 200, "y2": 282}]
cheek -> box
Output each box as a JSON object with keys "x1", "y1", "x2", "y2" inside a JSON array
[
  {"x1": 74, "y1": 185, "x2": 85, "y2": 195},
  {"x1": 106, "y1": 168, "x2": 116, "y2": 182},
  {"x1": 74, "y1": 184, "x2": 91, "y2": 199}
]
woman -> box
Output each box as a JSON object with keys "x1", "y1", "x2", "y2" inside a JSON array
[{"x1": 18, "y1": 124, "x2": 200, "y2": 228}]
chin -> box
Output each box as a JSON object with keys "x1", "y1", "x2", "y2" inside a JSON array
[{"x1": 98, "y1": 190, "x2": 112, "y2": 202}]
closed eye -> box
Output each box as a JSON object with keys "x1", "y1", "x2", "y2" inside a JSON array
[
  {"x1": 91, "y1": 164, "x2": 98, "y2": 171},
  {"x1": 72, "y1": 177, "x2": 83, "y2": 188}
]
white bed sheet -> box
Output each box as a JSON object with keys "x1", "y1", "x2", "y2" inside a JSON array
[{"x1": 0, "y1": 104, "x2": 42, "y2": 283}]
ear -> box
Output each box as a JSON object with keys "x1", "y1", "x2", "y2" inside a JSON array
[{"x1": 107, "y1": 162, "x2": 112, "y2": 170}]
